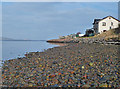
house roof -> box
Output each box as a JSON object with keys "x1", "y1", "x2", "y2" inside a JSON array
[
  {"x1": 93, "y1": 16, "x2": 120, "y2": 25},
  {"x1": 93, "y1": 19, "x2": 101, "y2": 24},
  {"x1": 95, "y1": 19, "x2": 101, "y2": 22},
  {"x1": 99, "y1": 16, "x2": 120, "y2": 22}
]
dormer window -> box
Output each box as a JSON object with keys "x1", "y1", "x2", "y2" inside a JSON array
[
  {"x1": 102, "y1": 22, "x2": 106, "y2": 26},
  {"x1": 111, "y1": 22, "x2": 113, "y2": 26}
]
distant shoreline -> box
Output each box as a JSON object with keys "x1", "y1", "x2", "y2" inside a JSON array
[{"x1": 1, "y1": 40, "x2": 46, "y2": 41}]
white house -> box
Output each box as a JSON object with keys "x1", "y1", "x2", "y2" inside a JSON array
[
  {"x1": 93, "y1": 16, "x2": 120, "y2": 34},
  {"x1": 78, "y1": 34, "x2": 84, "y2": 37}
]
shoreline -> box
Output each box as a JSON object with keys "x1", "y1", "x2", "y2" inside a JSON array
[
  {"x1": 47, "y1": 37, "x2": 120, "y2": 45},
  {"x1": 2, "y1": 43, "x2": 120, "y2": 87}
]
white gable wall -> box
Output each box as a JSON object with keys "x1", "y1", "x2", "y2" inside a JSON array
[{"x1": 98, "y1": 17, "x2": 119, "y2": 34}]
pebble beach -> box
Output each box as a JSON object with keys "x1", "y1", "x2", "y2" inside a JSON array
[{"x1": 2, "y1": 43, "x2": 120, "y2": 87}]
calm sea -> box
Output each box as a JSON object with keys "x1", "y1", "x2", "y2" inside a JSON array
[{"x1": 2, "y1": 40, "x2": 59, "y2": 61}]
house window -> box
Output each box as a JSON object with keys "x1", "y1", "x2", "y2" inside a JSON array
[
  {"x1": 111, "y1": 22, "x2": 113, "y2": 26},
  {"x1": 102, "y1": 22, "x2": 106, "y2": 26},
  {"x1": 110, "y1": 27, "x2": 112, "y2": 29}
]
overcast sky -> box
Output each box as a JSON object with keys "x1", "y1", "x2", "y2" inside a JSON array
[{"x1": 2, "y1": 2, "x2": 118, "y2": 40}]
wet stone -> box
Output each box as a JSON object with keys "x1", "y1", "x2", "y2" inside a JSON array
[{"x1": 2, "y1": 43, "x2": 119, "y2": 87}]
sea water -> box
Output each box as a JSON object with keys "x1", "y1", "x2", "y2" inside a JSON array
[{"x1": 2, "y1": 40, "x2": 59, "y2": 61}]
